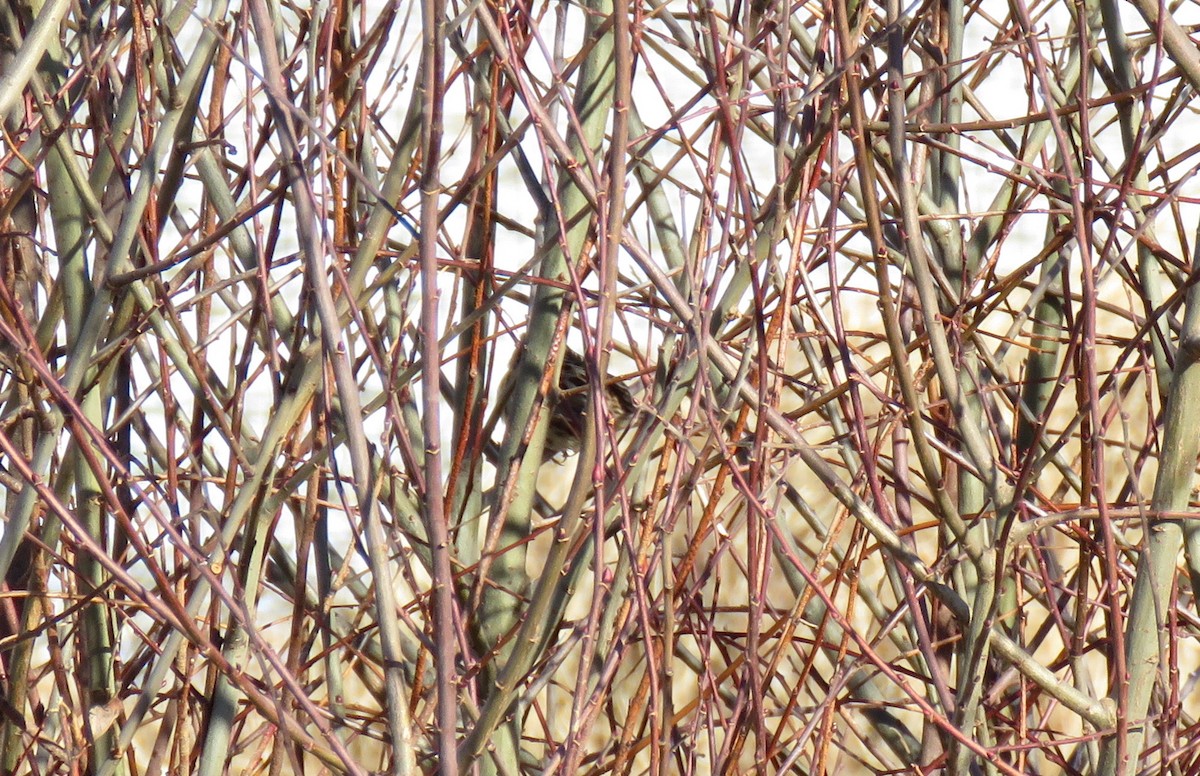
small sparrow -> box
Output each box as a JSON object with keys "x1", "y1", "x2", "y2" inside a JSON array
[{"x1": 543, "y1": 349, "x2": 636, "y2": 459}]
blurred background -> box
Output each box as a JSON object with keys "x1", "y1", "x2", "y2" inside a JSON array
[{"x1": 1, "y1": 0, "x2": 1199, "y2": 773}]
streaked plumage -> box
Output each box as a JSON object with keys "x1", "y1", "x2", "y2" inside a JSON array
[{"x1": 543, "y1": 349, "x2": 635, "y2": 458}]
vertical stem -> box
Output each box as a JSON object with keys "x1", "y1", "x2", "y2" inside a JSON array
[{"x1": 417, "y1": 0, "x2": 459, "y2": 769}]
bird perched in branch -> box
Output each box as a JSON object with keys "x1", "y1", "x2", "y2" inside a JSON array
[{"x1": 543, "y1": 349, "x2": 636, "y2": 459}]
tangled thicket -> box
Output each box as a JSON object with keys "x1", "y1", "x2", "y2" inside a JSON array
[{"x1": 1, "y1": 0, "x2": 1199, "y2": 774}]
